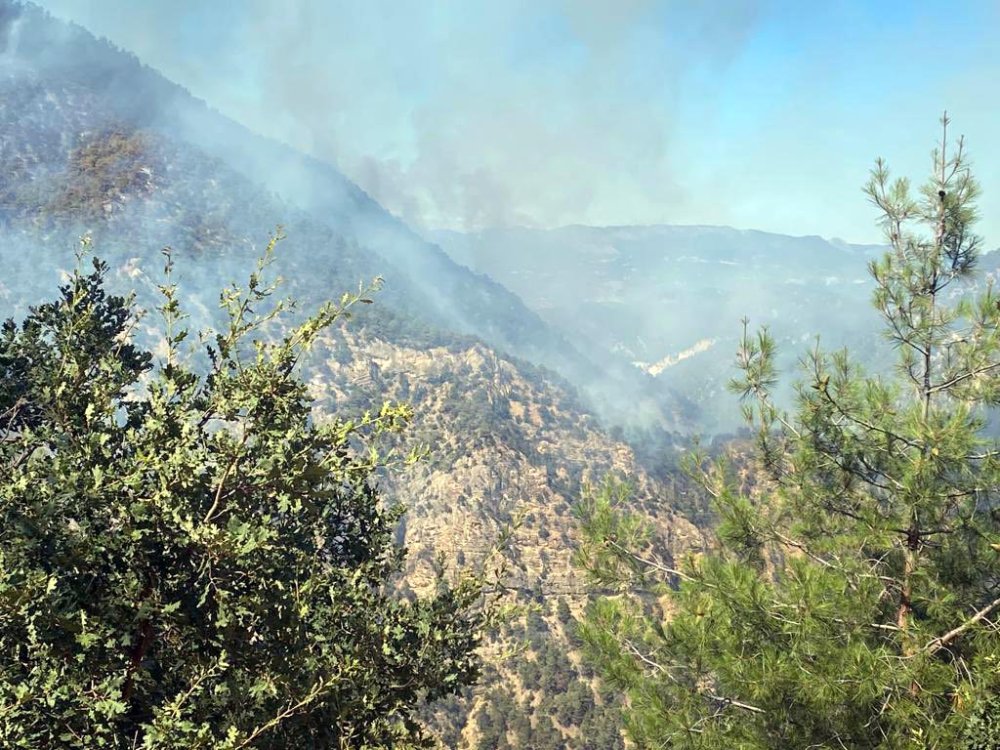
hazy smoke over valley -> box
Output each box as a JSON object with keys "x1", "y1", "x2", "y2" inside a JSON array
[
  {"x1": 33, "y1": 0, "x2": 1000, "y2": 243},
  {"x1": 14, "y1": 0, "x2": 1000, "y2": 438},
  {"x1": 0, "y1": 1, "x2": 700, "y2": 444},
  {"x1": 4, "y1": 1, "x2": 1000, "y2": 442}
]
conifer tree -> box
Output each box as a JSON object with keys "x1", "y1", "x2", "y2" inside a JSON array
[
  {"x1": 576, "y1": 117, "x2": 1000, "y2": 748},
  {"x1": 0, "y1": 240, "x2": 490, "y2": 748}
]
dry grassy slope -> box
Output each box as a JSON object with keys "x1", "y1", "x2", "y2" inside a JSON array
[
  {"x1": 310, "y1": 330, "x2": 700, "y2": 588},
  {"x1": 304, "y1": 329, "x2": 702, "y2": 748}
]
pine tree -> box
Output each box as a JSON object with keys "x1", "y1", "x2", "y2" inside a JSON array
[
  {"x1": 0, "y1": 239, "x2": 490, "y2": 748},
  {"x1": 576, "y1": 117, "x2": 1000, "y2": 748}
]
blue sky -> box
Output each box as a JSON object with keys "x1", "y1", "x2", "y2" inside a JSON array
[{"x1": 38, "y1": 0, "x2": 1000, "y2": 243}]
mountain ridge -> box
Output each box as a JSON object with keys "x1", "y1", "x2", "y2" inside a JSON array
[
  {"x1": 432, "y1": 224, "x2": 898, "y2": 433},
  {"x1": 3, "y1": 0, "x2": 700, "y2": 438}
]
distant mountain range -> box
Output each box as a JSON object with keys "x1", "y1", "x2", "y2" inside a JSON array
[{"x1": 434, "y1": 225, "x2": 1000, "y2": 433}]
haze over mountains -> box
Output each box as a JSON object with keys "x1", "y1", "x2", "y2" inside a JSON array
[
  {"x1": 435, "y1": 226, "x2": 890, "y2": 432},
  {"x1": 436, "y1": 223, "x2": 1000, "y2": 434},
  {"x1": 10, "y1": 0, "x2": 995, "y2": 441},
  {"x1": 5, "y1": 1, "x2": 1000, "y2": 747},
  {"x1": 1, "y1": 0, "x2": 703, "y2": 440},
  {"x1": 0, "y1": 3, "x2": 697, "y2": 745}
]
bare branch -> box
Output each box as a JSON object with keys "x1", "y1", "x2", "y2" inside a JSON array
[
  {"x1": 924, "y1": 594, "x2": 1000, "y2": 655},
  {"x1": 929, "y1": 361, "x2": 1000, "y2": 394}
]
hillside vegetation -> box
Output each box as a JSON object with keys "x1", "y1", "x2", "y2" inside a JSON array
[{"x1": 0, "y1": 2, "x2": 700, "y2": 745}]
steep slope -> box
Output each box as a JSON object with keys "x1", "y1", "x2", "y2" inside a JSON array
[
  {"x1": 308, "y1": 331, "x2": 699, "y2": 588},
  {"x1": 0, "y1": 3, "x2": 702, "y2": 747},
  {"x1": 301, "y1": 328, "x2": 700, "y2": 748},
  {"x1": 0, "y1": 0, "x2": 696, "y2": 436}
]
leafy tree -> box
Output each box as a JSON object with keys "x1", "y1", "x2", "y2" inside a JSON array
[
  {"x1": 576, "y1": 117, "x2": 1000, "y2": 748},
  {"x1": 0, "y1": 239, "x2": 490, "y2": 748},
  {"x1": 963, "y1": 692, "x2": 1000, "y2": 750}
]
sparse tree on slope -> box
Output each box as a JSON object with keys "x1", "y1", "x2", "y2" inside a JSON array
[
  {"x1": 0, "y1": 240, "x2": 489, "y2": 748},
  {"x1": 576, "y1": 117, "x2": 1000, "y2": 748}
]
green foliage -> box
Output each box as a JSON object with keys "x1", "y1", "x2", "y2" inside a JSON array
[
  {"x1": 0, "y1": 238, "x2": 489, "y2": 748},
  {"x1": 577, "y1": 118, "x2": 1000, "y2": 748},
  {"x1": 963, "y1": 688, "x2": 1000, "y2": 750}
]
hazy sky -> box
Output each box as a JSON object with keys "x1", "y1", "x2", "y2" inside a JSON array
[{"x1": 37, "y1": 1, "x2": 1000, "y2": 243}]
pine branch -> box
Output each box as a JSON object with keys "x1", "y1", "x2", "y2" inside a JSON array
[
  {"x1": 604, "y1": 538, "x2": 701, "y2": 585},
  {"x1": 929, "y1": 361, "x2": 1000, "y2": 394},
  {"x1": 707, "y1": 693, "x2": 765, "y2": 715},
  {"x1": 622, "y1": 638, "x2": 670, "y2": 676},
  {"x1": 966, "y1": 450, "x2": 999, "y2": 461},
  {"x1": 817, "y1": 381, "x2": 923, "y2": 452},
  {"x1": 923, "y1": 594, "x2": 1000, "y2": 655}
]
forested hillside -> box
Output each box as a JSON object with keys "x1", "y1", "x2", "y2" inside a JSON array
[{"x1": 0, "y1": 2, "x2": 700, "y2": 745}]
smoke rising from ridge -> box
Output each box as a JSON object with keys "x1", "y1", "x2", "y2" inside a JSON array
[
  {"x1": 35, "y1": 0, "x2": 1000, "y2": 242},
  {"x1": 35, "y1": 0, "x2": 764, "y2": 233}
]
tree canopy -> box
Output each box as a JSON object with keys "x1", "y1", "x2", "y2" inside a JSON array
[
  {"x1": 577, "y1": 117, "x2": 1000, "y2": 748},
  {"x1": 0, "y1": 239, "x2": 487, "y2": 748}
]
